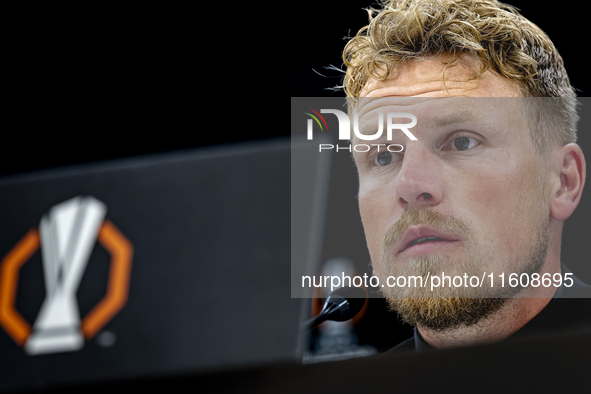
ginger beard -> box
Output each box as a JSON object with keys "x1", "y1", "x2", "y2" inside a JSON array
[{"x1": 375, "y1": 179, "x2": 550, "y2": 331}]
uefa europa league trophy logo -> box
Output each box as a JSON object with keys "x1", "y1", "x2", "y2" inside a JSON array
[{"x1": 24, "y1": 196, "x2": 107, "y2": 355}]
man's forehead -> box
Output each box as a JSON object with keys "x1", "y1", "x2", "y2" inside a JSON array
[
  {"x1": 354, "y1": 96, "x2": 518, "y2": 134},
  {"x1": 356, "y1": 96, "x2": 467, "y2": 118}
]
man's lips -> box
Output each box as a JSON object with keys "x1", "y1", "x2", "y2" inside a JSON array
[{"x1": 397, "y1": 227, "x2": 460, "y2": 255}]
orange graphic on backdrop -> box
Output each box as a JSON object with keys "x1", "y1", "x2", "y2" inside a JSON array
[{"x1": 0, "y1": 220, "x2": 133, "y2": 346}]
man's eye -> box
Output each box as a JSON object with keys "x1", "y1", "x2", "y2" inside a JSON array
[
  {"x1": 374, "y1": 151, "x2": 392, "y2": 166},
  {"x1": 450, "y1": 136, "x2": 479, "y2": 151}
]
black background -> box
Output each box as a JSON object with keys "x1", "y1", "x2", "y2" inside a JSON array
[{"x1": 2, "y1": 1, "x2": 589, "y2": 177}]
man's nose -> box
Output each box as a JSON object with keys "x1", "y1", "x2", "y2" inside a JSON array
[{"x1": 395, "y1": 147, "x2": 444, "y2": 210}]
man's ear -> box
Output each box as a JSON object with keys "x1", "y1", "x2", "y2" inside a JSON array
[{"x1": 549, "y1": 143, "x2": 586, "y2": 221}]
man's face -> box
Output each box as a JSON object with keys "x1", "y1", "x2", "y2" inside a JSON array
[{"x1": 353, "y1": 55, "x2": 551, "y2": 329}]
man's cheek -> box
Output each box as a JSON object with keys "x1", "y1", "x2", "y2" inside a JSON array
[
  {"x1": 358, "y1": 192, "x2": 388, "y2": 264},
  {"x1": 457, "y1": 168, "x2": 535, "y2": 256},
  {"x1": 456, "y1": 167, "x2": 522, "y2": 223}
]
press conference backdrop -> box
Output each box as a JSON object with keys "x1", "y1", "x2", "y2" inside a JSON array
[{"x1": 0, "y1": 137, "x2": 330, "y2": 392}]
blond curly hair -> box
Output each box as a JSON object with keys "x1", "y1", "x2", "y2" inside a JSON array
[{"x1": 342, "y1": 0, "x2": 578, "y2": 147}]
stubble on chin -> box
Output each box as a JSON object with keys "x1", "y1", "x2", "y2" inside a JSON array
[{"x1": 375, "y1": 201, "x2": 549, "y2": 331}]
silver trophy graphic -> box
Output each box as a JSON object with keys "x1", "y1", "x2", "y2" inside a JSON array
[{"x1": 24, "y1": 196, "x2": 106, "y2": 355}]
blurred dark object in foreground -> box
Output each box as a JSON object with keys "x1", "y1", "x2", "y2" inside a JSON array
[{"x1": 33, "y1": 328, "x2": 591, "y2": 394}]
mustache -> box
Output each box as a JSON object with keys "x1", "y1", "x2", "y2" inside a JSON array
[{"x1": 383, "y1": 208, "x2": 473, "y2": 251}]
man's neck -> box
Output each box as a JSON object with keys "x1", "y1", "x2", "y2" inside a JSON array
[{"x1": 418, "y1": 260, "x2": 561, "y2": 349}]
